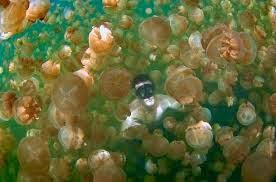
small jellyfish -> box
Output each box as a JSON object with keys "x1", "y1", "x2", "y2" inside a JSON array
[
  {"x1": 145, "y1": 159, "x2": 157, "y2": 174},
  {"x1": 165, "y1": 66, "x2": 203, "y2": 105},
  {"x1": 142, "y1": 134, "x2": 169, "y2": 157},
  {"x1": 236, "y1": 101, "x2": 257, "y2": 126},
  {"x1": 15, "y1": 58, "x2": 38, "y2": 78},
  {"x1": 89, "y1": 25, "x2": 114, "y2": 54},
  {"x1": 0, "y1": 0, "x2": 29, "y2": 38},
  {"x1": 52, "y1": 74, "x2": 89, "y2": 113},
  {"x1": 256, "y1": 138, "x2": 275, "y2": 158},
  {"x1": 26, "y1": 0, "x2": 51, "y2": 22},
  {"x1": 240, "y1": 118, "x2": 263, "y2": 147},
  {"x1": 201, "y1": 24, "x2": 229, "y2": 49},
  {"x1": 103, "y1": 0, "x2": 119, "y2": 8},
  {"x1": 120, "y1": 15, "x2": 133, "y2": 29},
  {"x1": 64, "y1": 27, "x2": 83, "y2": 45},
  {"x1": 49, "y1": 158, "x2": 71, "y2": 182},
  {"x1": 214, "y1": 126, "x2": 234, "y2": 146},
  {"x1": 0, "y1": 0, "x2": 10, "y2": 8},
  {"x1": 168, "y1": 14, "x2": 188, "y2": 36},
  {"x1": 185, "y1": 121, "x2": 213, "y2": 150},
  {"x1": 268, "y1": 93, "x2": 276, "y2": 116},
  {"x1": 17, "y1": 170, "x2": 51, "y2": 182},
  {"x1": 188, "y1": 7, "x2": 204, "y2": 24},
  {"x1": 58, "y1": 45, "x2": 72, "y2": 60},
  {"x1": 222, "y1": 136, "x2": 250, "y2": 164},
  {"x1": 100, "y1": 68, "x2": 132, "y2": 100},
  {"x1": 19, "y1": 78, "x2": 39, "y2": 96},
  {"x1": 242, "y1": 152, "x2": 275, "y2": 182},
  {"x1": 73, "y1": 68, "x2": 94, "y2": 88},
  {"x1": 12, "y1": 95, "x2": 41, "y2": 125},
  {"x1": 167, "y1": 140, "x2": 187, "y2": 160},
  {"x1": 139, "y1": 16, "x2": 172, "y2": 48},
  {"x1": 58, "y1": 125, "x2": 84, "y2": 150},
  {"x1": 110, "y1": 152, "x2": 126, "y2": 168},
  {"x1": 93, "y1": 163, "x2": 126, "y2": 182},
  {"x1": 88, "y1": 149, "x2": 114, "y2": 172},
  {"x1": 41, "y1": 60, "x2": 60, "y2": 79},
  {"x1": 0, "y1": 91, "x2": 16, "y2": 121},
  {"x1": 17, "y1": 136, "x2": 50, "y2": 173}
]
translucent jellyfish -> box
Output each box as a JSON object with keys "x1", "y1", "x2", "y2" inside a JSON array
[
  {"x1": 167, "y1": 140, "x2": 187, "y2": 160},
  {"x1": 17, "y1": 170, "x2": 51, "y2": 182},
  {"x1": 103, "y1": 0, "x2": 119, "y2": 8},
  {"x1": 17, "y1": 136, "x2": 50, "y2": 173},
  {"x1": 168, "y1": 14, "x2": 188, "y2": 36},
  {"x1": 100, "y1": 68, "x2": 132, "y2": 100},
  {"x1": 256, "y1": 138, "x2": 275, "y2": 158},
  {"x1": 93, "y1": 163, "x2": 126, "y2": 182},
  {"x1": 0, "y1": 0, "x2": 29, "y2": 38},
  {"x1": 12, "y1": 96, "x2": 42, "y2": 125},
  {"x1": 15, "y1": 58, "x2": 38, "y2": 78},
  {"x1": 52, "y1": 74, "x2": 89, "y2": 113},
  {"x1": 201, "y1": 24, "x2": 229, "y2": 49},
  {"x1": 0, "y1": 91, "x2": 16, "y2": 121},
  {"x1": 240, "y1": 118, "x2": 263, "y2": 147},
  {"x1": 120, "y1": 15, "x2": 133, "y2": 29},
  {"x1": 58, "y1": 45, "x2": 72, "y2": 60},
  {"x1": 268, "y1": 93, "x2": 276, "y2": 116},
  {"x1": 242, "y1": 152, "x2": 275, "y2": 182},
  {"x1": 142, "y1": 134, "x2": 169, "y2": 157},
  {"x1": 145, "y1": 159, "x2": 157, "y2": 174},
  {"x1": 89, "y1": 25, "x2": 114, "y2": 54},
  {"x1": 236, "y1": 101, "x2": 257, "y2": 126},
  {"x1": 41, "y1": 60, "x2": 60, "y2": 79},
  {"x1": 73, "y1": 68, "x2": 94, "y2": 88},
  {"x1": 238, "y1": 10, "x2": 256, "y2": 30},
  {"x1": 88, "y1": 149, "x2": 114, "y2": 172},
  {"x1": 0, "y1": 128, "x2": 15, "y2": 160},
  {"x1": 26, "y1": 0, "x2": 51, "y2": 22},
  {"x1": 188, "y1": 7, "x2": 204, "y2": 24},
  {"x1": 49, "y1": 158, "x2": 71, "y2": 182},
  {"x1": 214, "y1": 126, "x2": 234, "y2": 146},
  {"x1": 165, "y1": 66, "x2": 203, "y2": 105},
  {"x1": 110, "y1": 152, "x2": 126, "y2": 168},
  {"x1": 0, "y1": 0, "x2": 10, "y2": 8},
  {"x1": 206, "y1": 31, "x2": 256, "y2": 64},
  {"x1": 185, "y1": 121, "x2": 213, "y2": 150},
  {"x1": 19, "y1": 78, "x2": 39, "y2": 96},
  {"x1": 139, "y1": 16, "x2": 172, "y2": 48},
  {"x1": 58, "y1": 125, "x2": 84, "y2": 150},
  {"x1": 222, "y1": 136, "x2": 250, "y2": 164}
]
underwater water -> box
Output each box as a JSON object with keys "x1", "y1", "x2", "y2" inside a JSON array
[{"x1": 0, "y1": 0, "x2": 275, "y2": 181}]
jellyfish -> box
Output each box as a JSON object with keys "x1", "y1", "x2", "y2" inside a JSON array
[
  {"x1": 89, "y1": 25, "x2": 114, "y2": 54},
  {"x1": 167, "y1": 140, "x2": 187, "y2": 160},
  {"x1": 12, "y1": 95, "x2": 42, "y2": 125},
  {"x1": 51, "y1": 73, "x2": 89, "y2": 114},
  {"x1": 41, "y1": 60, "x2": 60, "y2": 79},
  {"x1": 88, "y1": 149, "x2": 114, "y2": 172},
  {"x1": 188, "y1": 7, "x2": 204, "y2": 24},
  {"x1": 103, "y1": 0, "x2": 119, "y2": 8},
  {"x1": 17, "y1": 136, "x2": 50, "y2": 173},
  {"x1": 19, "y1": 78, "x2": 39, "y2": 96},
  {"x1": 168, "y1": 14, "x2": 188, "y2": 36},
  {"x1": 142, "y1": 134, "x2": 169, "y2": 157},
  {"x1": 268, "y1": 93, "x2": 276, "y2": 116},
  {"x1": 214, "y1": 126, "x2": 234, "y2": 146},
  {"x1": 58, "y1": 125, "x2": 84, "y2": 150},
  {"x1": 139, "y1": 16, "x2": 172, "y2": 48},
  {"x1": 100, "y1": 68, "x2": 132, "y2": 100},
  {"x1": 185, "y1": 121, "x2": 213, "y2": 150},
  {"x1": 165, "y1": 66, "x2": 203, "y2": 105},
  {"x1": 49, "y1": 158, "x2": 71, "y2": 182},
  {"x1": 236, "y1": 101, "x2": 257, "y2": 126},
  {"x1": 0, "y1": 91, "x2": 16, "y2": 121},
  {"x1": 0, "y1": 0, "x2": 10, "y2": 8},
  {"x1": 93, "y1": 163, "x2": 126, "y2": 182},
  {"x1": 26, "y1": 0, "x2": 51, "y2": 22},
  {"x1": 17, "y1": 170, "x2": 51, "y2": 182},
  {"x1": 240, "y1": 118, "x2": 263, "y2": 147}
]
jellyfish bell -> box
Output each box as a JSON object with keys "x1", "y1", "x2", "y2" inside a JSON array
[
  {"x1": 52, "y1": 73, "x2": 89, "y2": 114},
  {"x1": 88, "y1": 149, "x2": 114, "y2": 172},
  {"x1": 268, "y1": 93, "x2": 276, "y2": 116},
  {"x1": 17, "y1": 170, "x2": 51, "y2": 182},
  {"x1": 236, "y1": 101, "x2": 257, "y2": 126},
  {"x1": 89, "y1": 25, "x2": 114, "y2": 54},
  {"x1": 49, "y1": 158, "x2": 71, "y2": 181},
  {"x1": 0, "y1": 0, "x2": 29, "y2": 39},
  {"x1": 12, "y1": 95, "x2": 42, "y2": 125},
  {"x1": 41, "y1": 60, "x2": 60, "y2": 79},
  {"x1": 185, "y1": 120, "x2": 213, "y2": 150},
  {"x1": 58, "y1": 125, "x2": 84, "y2": 150},
  {"x1": 139, "y1": 16, "x2": 172, "y2": 48},
  {"x1": 142, "y1": 134, "x2": 169, "y2": 157},
  {"x1": 0, "y1": 91, "x2": 16, "y2": 121},
  {"x1": 26, "y1": 0, "x2": 50, "y2": 22},
  {"x1": 103, "y1": 0, "x2": 119, "y2": 8},
  {"x1": 17, "y1": 136, "x2": 50, "y2": 173},
  {"x1": 0, "y1": 0, "x2": 10, "y2": 8},
  {"x1": 73, "y1": 68, "x2": 94, "y2": 88},
  {"x1": 100, "y1": 68, "x2": 132, "y2": 100},
  {"x1": 168, "y1": 14, "x2": 188, "y2": 36},
  {"x1": 93, "y1": 163, "x2": 126, "y2": 182}
]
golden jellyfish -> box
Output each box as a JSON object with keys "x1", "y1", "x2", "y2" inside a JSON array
[
  {"x1": 201, "y1": 24, "x2": 229, "y2": 49},
  {"x1": 185, "y1": 121, "x2": 213, "y2": 150},
  {"x1": 240, "y1": 118, "x2": 263, "y2": 147},
  {"x1": 168, "y1": 14, "x2": 188, "y2": 36},
  {"x1": 15, "y1": 58, "x2": 38, "y2": 78},
  {"x1": 222, "y1": 136, "x2": 250, "y2": 164},
  {"x1": 142, "y1": 134, "x2": 169, "y2": 157},
  {"x1": 0, "y1": 0, "x2": 10, "y2": 8},
  {"x1": 206, "y1": 30, "x2": 256, "y2": 65},
  {"x1": 93, "y1": 163, "x2": 126, "y2": 182},
  {"x1": 51, "y1": 73, "x2": 89, "y2": 114},
  {"x1": 41, "y1": 60, "x2": 60, "y2": 79},
  {"x1": 139, "y1": 16, "x2": 172, "y2": 48},
  {"x1": 17, "y1": 170, "x2": 51, "y2": 182},
  {"x1": 17, "y1": 136, "x2": 50, "y2": 173},
  {"x1": 242, "y1": 152, "x2": 275, "y2": 182},
  {"x1": 73, "y1": 68, "x2": 94, "y2": 88},
  {"x1": 214, "y1": 126, "x2": 234, "y2": 146},
  {"x1": 26, "y1": 0, "x2": 50, "y2": 22},
  {"x1": 49, "y1": 158, "x2": 71, "y2": 182},
  {"x1": 0, "y1": 91, "x2": 16, "y2": 121},
  {"x1": 19, "y1": 78, "x2": 39, "y2": 96},
  {"x1": 256, "y1": 138, "x2": 275, "y2": 158},
  {"x1": 12, "y1": 95, "x2": 41, "y2": 125},
  {"x1": 89, "y1": 25, "x2": 114, "y2": 54},
  {"x1": 110, "y1": 152, "x2": 126, "y2": 168},
  {"x1": 58, "y1": 125, "x2": 84, "y2": 150},
  {"x1": 103, "y1": 0, "x2": 119, "y2": 8},
  {"x1": 236, "y1": 101, "x2": 257, "y2": 126},
  {"x1": 88, "y1": 149, "x2": 114, "y2": 172},
  {"x1": 268, "y1": 93, "x2": 276, "y2": 116},
  {"x1": 165, "y1": 66, "x2": 203, "y2": 105},
  {"x1": 0, "y1": 0, "x2": 29, "y2": 38},
  {"x1": 167, "y1": 140, "x2": 187, "y2": 160},
  {"x1": 100, "y1": 68, "x2": 132, "y2": 100},
  {"x1": 188, "y1": 7, "x2": 204, "y2": 24},
  {"x1": 120, "y1": 15, "x2": 133, "y2": 29},
  {"x1": 64, "y1": 27, "x2": 83, "y2": 45}
]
